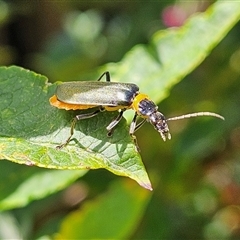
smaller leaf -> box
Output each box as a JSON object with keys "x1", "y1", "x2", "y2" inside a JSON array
[
  {"x1": 57, "y1": 179, "x2": 152, "y2": 239},
  {"x1": 0, "y1": 161, "x2": 86, "y2": 210}
]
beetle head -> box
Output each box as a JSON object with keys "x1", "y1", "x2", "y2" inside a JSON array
[
  {"x1": 137, "y1": 98, "x2": 171, "y2": 141},
  {"x1": 148, "y1": 111, "x2": 171, "y2": 141}
]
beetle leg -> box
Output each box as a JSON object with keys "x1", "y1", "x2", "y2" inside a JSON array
[
  {"x1": 74, "y1": 108, "x2": 102, "y2": 120},
  {"x1": 134, "y1": 119, "x2": 146, "y2": 132},
  {"x1": 106, "y1": 109, "x2": 125, "y2": 137},
  {"x1": 56, "y1": 108, "x2": 102, "y2": 149},
  {"x1": 129, "y1": 113, "x2": 141, "y2": 152},
  {"x1": 97, "y1": 71, "x2": 111, "y2": 82}
]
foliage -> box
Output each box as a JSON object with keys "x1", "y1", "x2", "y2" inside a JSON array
[{"x1": 0, "y1": 0, "x2": 240, "y2": 239}]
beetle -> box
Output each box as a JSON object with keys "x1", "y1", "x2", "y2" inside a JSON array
[{"x1": 49, "y1": 71, "x2": 224, "y2": 150}]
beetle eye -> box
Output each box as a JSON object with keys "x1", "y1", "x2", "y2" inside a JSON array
[
  {"x1": 149, "y1": 112, "x2": 171, "y2": 141},
  {"x1": 156, "y1": 120, "x2": 171, "y2": 141}
]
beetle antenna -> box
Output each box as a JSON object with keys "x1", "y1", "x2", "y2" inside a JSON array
[{"x1": 167, "y1": 112, "x2": 225, "y2": 122}]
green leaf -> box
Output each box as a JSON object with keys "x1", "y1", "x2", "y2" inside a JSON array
[
  {"x1": 0, "y1": 161, "x2": 86, "y2": 210},
  {"x1": 57, "y1": 179, "x2": 152, "y2": 239},
  {"x1": 0, "y1": 66, "x2": 152, "y2": 191}
]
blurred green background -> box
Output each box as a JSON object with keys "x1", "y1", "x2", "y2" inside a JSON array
[{"x1": 0, "y1": 0, "x2": 240, "y2": 239}]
